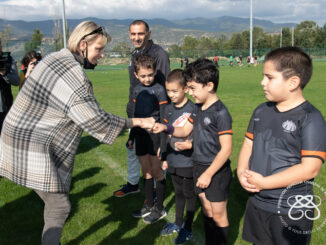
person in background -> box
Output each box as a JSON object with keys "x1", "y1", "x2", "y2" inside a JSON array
[
  {"x1": 0, "y1": 37, "x2": 20, "y2": 134},
  {"x1": 19, "y1": 50, "x2": 42, "y2": 89}
]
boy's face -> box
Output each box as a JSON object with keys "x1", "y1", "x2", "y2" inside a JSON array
[
  {"x1": 134, "y1": 67, "x2": 156, "y2": 87},
  {"x1": 261, "y1": 61, "x2": 290, "y2": 102},
  {"x1": 165, "y1": 81, "x2": 187, "y2": 105},
  {"x1": 187, "y1": 80, "x2": 212, "y2": 104}
]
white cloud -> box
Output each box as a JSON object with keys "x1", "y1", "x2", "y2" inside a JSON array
[{"x1": 0, "y1": 0, "x2": 325, "y2": 25}]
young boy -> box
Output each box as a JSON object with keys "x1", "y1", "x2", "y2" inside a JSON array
[
  {"x1": 154, "y1": 59, "x2": 233, "y2": 245},
  {"x1": 159, "y1": 69, "x2": 197, "y2": 244},
  {"x1": 128, "y1": 54, "x2": 168, "y2": 224},
  {"x1": 238, "y1": 47, "x2": 326, "y2": 245}
]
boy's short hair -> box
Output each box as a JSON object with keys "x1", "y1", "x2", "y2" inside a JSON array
[
  {"x1": 265, "y1": 47, "x2": 312, "y2": 89},
  {"x1": 166, "y1": 69, "x2": 187, "y2": 87},
  {"x1": 134, "y1": 54, "x2": 156, "y2": 73},
  {"x1": 129, "y1": 20, "x2": 150, "y2": 32},
  {"x1": 183, "y1": 58, "x2": 219, "y2": 92}
]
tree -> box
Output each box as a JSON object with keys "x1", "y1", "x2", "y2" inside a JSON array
[
  {"x1": 182, "y1": 36, "x2": 199, "y2": 51},
  {"x1": 229, "y1": 33, "x2": 244, "y2": 49},
  {"x1": 24, "y1": 29, "x2": 43, "y2": 52},
  {"x1": 3, "y1": 26, "x2": 11, "y2": 50},
  {"x1": 113, "y1": 42, "x2": 131, "y2": 57},
  {"x1": 314, "y1": 23, "x2": 326, "y2": 48},
  {"x1": 168, "y1": 44, "x2": 182, "y2": 58},
  {"x1": 281, "y1": 27, "x2": 292, "y2": 47},
  {"x1": 294, "y1": 21, "x2": 318, "y2": 48}
]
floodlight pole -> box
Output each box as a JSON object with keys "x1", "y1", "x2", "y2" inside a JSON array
[
  {"x1": 280, "y1": 27, "x2": 282, "y2": 47},
  {"x1": 292, "y1": 26, "x2": 294, "y2": 46},
  {"x1": 250, "y1": 0, "x2": 253, "y2": 59},
  {"x1": 61, "y1": 0, "x2": 67, "y2": 48}
]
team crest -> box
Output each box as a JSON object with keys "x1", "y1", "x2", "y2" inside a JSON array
[
  {"x1": 282, "y1": 120, "x2": 296, "y2": 132},
  {"x1": 204, "y1": 117, "x2": 211, "y2": 126}
]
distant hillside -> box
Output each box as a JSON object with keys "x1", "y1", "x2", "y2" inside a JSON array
[
  {"x1": 0, "y1": 16, "x2": 296, "y2": 40},
  {"x1": 0, "y1": 16, "x2": 296, "y2": 59}
]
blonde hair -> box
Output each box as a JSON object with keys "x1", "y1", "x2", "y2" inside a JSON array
[{"x1": 67, "y1": 21, "x2": 112, "y2": 53}]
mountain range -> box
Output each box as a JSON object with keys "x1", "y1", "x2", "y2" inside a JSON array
[{"x1": 1, "y1": 16, "x2": 296, "y2": 58}]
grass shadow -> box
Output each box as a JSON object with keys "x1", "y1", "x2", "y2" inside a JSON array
[
  {"x1": 227, "y1": 169, "x2": 248, "y2": 244},
  {"x1": 0, "y1": 190, "x2": 43, "y2": 245}
]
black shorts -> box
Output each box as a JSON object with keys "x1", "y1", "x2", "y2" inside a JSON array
[
  {"x1": 168, "y1": 166, "x2": 193, "y2": 179},
  {"x1": 170, "y1": 173, "x2": 196, "y2": 202},
  {"x1": 243, "y1": 198, "x2": 313, "y2": 245},
  {"x1": 134, "y1": 127, "x2": 160, "y2": 156},
  {"x1": 193, "y1": 162, "x2": 232, "y2": 202}
]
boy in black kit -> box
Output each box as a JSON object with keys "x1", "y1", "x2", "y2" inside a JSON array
[
  {"x1": 159, "y1": 69, "x2": 197, "y2": 244},
  {"x1": 238, "y1": 47, "x2": 326, "y2": 245},
  {"x1": 154, "y1": 59, "x2": 233, "y2": 245},
  {"x1": 128, "y1": 54, "x2": 168, "y2": 224}
]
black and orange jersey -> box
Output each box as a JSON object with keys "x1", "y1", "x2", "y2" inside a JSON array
[
  {"x1": 161, "y1": 99, "x2": 196, "y2": 168},
  {"x1": 131, "y1": 81, "x2": 168, "y2": 121},
  {"x1": 246, "y1": 101, "x2": 326, "y2": 214},
  {"x1": 189, "y1": 100, "x2": 232, "y2": 165}
]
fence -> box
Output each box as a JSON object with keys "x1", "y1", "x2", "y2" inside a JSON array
[{"x1": 3, "y1": 40, "x2": 326, "y2": 65}]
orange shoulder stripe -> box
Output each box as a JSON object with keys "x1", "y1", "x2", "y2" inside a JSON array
[
  {"x1": 159, "y1": 101, "x2": 168, "y2": 105},
  {"x1": 218, "y1": 130, "x2": 233, "y2": 135},
  {"x1": 188, "y1": 117, "x2": 194, "y2": 124},
  {"x1": 245, "y1": 132, "x2": 254, "y2": 140},
  {"x1": 301, "y1": 150, "x2": 326, "y2": 160}
]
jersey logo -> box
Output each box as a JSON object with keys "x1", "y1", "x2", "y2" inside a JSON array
[
  {"x1": 282, "y1": 120, "x2": 297, "y2": 132},
  {"x1": 204, "y1": 117, "x2": 211, "y2": 126}
]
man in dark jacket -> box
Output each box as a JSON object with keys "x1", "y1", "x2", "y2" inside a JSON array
[{"x1": 114, "y1": 20, "x2": 170, "y2": 197}]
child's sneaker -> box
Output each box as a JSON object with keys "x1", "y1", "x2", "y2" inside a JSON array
[
  {"x1": 174, "y1": 228, "x2": 192, "y2": 244},
  {"x1": 160, "y1": 222, "x2": 181, "y2": 236},
  {"x1": 143, "y1": 205, "x2": 167, "y2": 224},
  {"x1": 113, "y1": 183, "x2": 140, "y2": 197},
  {"x1": 131, "y1": 205, "x2": 153, "y2": 218}
]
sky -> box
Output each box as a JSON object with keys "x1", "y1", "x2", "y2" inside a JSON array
[{"x1": 0, "y1": 0, "x2": 325, "y2": 26}]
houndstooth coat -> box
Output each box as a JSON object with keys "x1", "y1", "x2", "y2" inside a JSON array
[{"x1": 0, "y1": 49, "x2": 126, "y2": 193}]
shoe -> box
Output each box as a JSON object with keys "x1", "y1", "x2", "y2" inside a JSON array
[
  {"x1": 113, "y1": 183, "x2": 140, "y2": 197},
  {"x1": 160, "y1": 222, "x2": 181, "y2": 236},
  {"x1": 132, "y1": 205, "x2": 153, "y2": 218},
  {"x1": 143, "y1": 205, "x2": 167, "y2": 224},
  {"x1": 174, "y1": 228, "x2": 192, "y2": 244}
]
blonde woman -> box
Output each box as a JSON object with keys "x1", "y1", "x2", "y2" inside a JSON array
[{"x1": 0, "y1": 21, "x2": 154, "y2": 245}]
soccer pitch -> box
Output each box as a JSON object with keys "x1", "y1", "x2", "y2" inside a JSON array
[{"x1": 0, "y1": 62, "x2": 325, "y2": 245}]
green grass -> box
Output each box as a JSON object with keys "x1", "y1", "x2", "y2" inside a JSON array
[{"x1": 1, "y1": 62, "x2": 326, "y2": 245}]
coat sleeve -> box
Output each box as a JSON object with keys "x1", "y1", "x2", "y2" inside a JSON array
[{"x1": 67, "y1": 81, "x2": 126, "y2": 145}]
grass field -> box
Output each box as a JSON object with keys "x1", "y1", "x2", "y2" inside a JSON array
[{"x1": 0, "y1": 62, "x2": 326, "y2": 245}]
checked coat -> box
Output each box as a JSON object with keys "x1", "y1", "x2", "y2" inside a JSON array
[{"x1": 0, "y1": 49, "x2": 126, "y2": 193}]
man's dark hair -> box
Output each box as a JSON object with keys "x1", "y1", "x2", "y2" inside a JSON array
[
  {"x1": 166, "y1": 69, "x2": 186, "y2": 87},
  {"x1": 134, "y1": 53, "x2": 156, "y2": 73},
  {"x1": 129, "y1": 20, "x2": 150, "y2": 32},
  {"x1": 183, "y1": 58, "x2": 219, "y2": 92},
  {"x1": 265, "y1": 47, "x2": 312, "y2": 89}
]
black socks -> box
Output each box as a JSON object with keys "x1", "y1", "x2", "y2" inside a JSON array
[
  {"x1": 156, "y1": 179, "x2": 166, "y2": 211},
  {"x1": 203, "y1": 215, "x2": 229, "y2": 245},
  {"x1": 144, "y1": 178, "x2": 154, "y2": 207}
]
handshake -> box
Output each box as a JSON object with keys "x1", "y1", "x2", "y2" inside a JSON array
[{"x1": 132, "y1": 117, "x2": 167, "y2": 134}]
